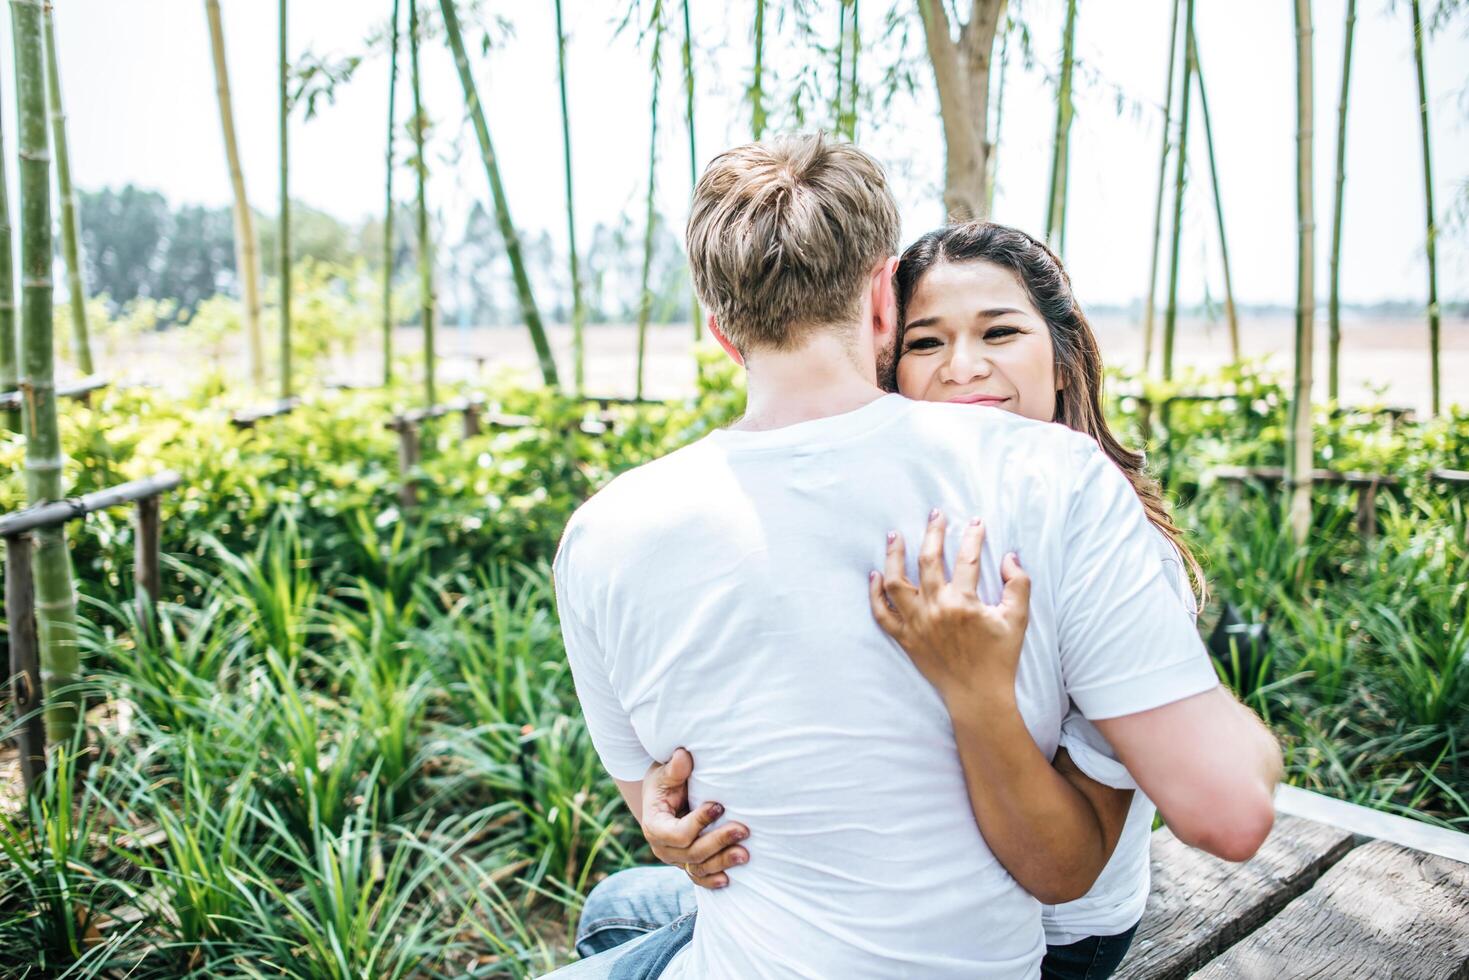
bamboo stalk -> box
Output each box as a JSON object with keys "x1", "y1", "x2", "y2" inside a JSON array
[
  {"x1": 636, "y1": 1, "x2": 665, "y2": 402},
  {"x1": 1142, "y1": 0, "x2": 1182, "y2": 376},
  {"x1": 409, "y1": 0, "x2": 435, "y2": 409},
  {"x1": 42, "y1": 5, "x2": 93, "y2": 376},
  {"x1": 1161, "y1": 0, "x2": 1194, "y2": 383},
  {"x1": 1327, "y1": 0, "x2": 1354, "y2": 402},
  {"x1": 835, "y1": 0, "x2": 846, "y2": 128},
  {"x1": 439, "y1": 0, "x2": 560, "y2": 388},
  {"x1": 12, "y1": 0, "x2": 81, "y2": 747},
  {"x1": 834, "y1": 0, "x2": 860, "y2": 140},
  {"x1": 383, "y1": 0, "x2": 401, "y2": 386},
  {"x1": 1043, "y1": 0, "x2": 1078, "y2": 255},
  {"x1": 0, "y1": 61, "x2": 17, "y2": 434},
  {"x1": 206, "y1": 0, "x2": 265, "y2": 388},
  {"x1": 1409, "y1": 0, "x2": 1440, "y2": 416},
  {"x1": 751, "y1": 0, "x2": 766, "y2": 139},
  {"x1": 681, "y1": 0, "x2": 701, "y2": 341},
  {"x1": 1190, "y1": 39, "x2": 1239, "y2": 363},
  {"x1": 555, "y1": 0, "x2": 586, "y2": 394},
  {"x1": 985, "y1": 12, "x2": 1009, "y2": 215},
  {"x1": 278, "y1": 0, "x2": 292, "y2": 400},
  {"x1": 1289, "y1": 0, "x2": 1315, "y2": 543}
]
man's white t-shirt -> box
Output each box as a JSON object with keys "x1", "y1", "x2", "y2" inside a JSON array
[
  {"x1": 554, "y1": 395, "x2": 1218, "y2": 979},
  {"x1": 1044, "y1": 533, "x2": 1201, "y2": 946}
]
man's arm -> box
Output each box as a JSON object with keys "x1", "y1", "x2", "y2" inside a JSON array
[{"x1": 1095, "y1": 687, "x2": 1281, "y2": 862}]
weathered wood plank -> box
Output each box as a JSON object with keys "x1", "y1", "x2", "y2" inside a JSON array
[
  {"x1": 1191, "y1": 840, "x2": 1469, "y2": 979},
  {"x1": 1113, "y1": 815, "x2": 1357, "y2": 980}
]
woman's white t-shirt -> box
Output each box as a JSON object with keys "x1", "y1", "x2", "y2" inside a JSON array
[{"x1": 1045, "y1": 533, "x2": 1201, "y2": 945}]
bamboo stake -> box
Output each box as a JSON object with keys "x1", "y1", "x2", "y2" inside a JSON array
[
  {"x1": 751, "y1": 0, "x2": 767, "y2": 139},
  {"x1": 1327, "y1": 0, "x2": 1354, "y2": 402},
  {"x1": 1289, "y1": 0, "x2": 1316, "y2": 543},
  {"x1": 1191, "y1": 40, "x2": 1239, "y2": 363},
  {"x1": 12, "y1": 0, "x2": 81, "y2": 747},
  {"x1": 6, "y1": 534, "x2": 46, "y2": 793},
  {"x1": 681, "y1": 0, "x2": 701, "y2": 341},
  {"x1": 278, "y1": 0, "x2": 292, "y2": 400},
  {"x1": 1409, "y1": 0, "x2": 1440, "y2": 416},
  {"x1": 1142, "y1": 0, "x2": 1182, "y2": 376},
  {"x1": 409, "y1": 0, "x2": 435, "y2": 410},
  {"x1": 439, "y1": 0, "x2": 560, "y2": 388},
  {"x1": 205, "y1": 0, "x2": 265, "y2": 388},
  {"x1": 1043, "y1": 0, "x2": 1078, "y2": 256},
  {"x1": 1161, "y1": 0, "x2": 1195, "y2": 383},
  {"x1": 636, "y1": 1, "x2": 665, "y2": 402},
  {"x1": 555, "y1": 0, "x2": 586, "y2": 394},
  {"x1": 42, "y1": 5, "x2": 92, "y2": 376},
  {"x1": 0, "y1": 61, "x2": 17, "y2": 434},
  {"x1": 383, "y1": 0, "x2": 401, "y2": 386}
]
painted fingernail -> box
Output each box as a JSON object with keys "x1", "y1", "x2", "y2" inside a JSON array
[
  {"x1": 970, "y1": 516, "x2": 982, "y2": 527},
  {"x1": 733, "y1": 852, "x2": 748, "y2": 865},
  {"x1": 886, "y1": 531, "x2": 896, "y2": 545},
  {"x1": 709, "y1": 803, "x2": 724, "y2": 819},
  {"x1": 1010, "y1": 552, "x2": 1022, "y2": 567},
  {"x1": 869, "y1": 570, "x2": 879, "y2": 582},
  {"x1": 929, "y1": 507, "x2": 941, "y2": 522}
]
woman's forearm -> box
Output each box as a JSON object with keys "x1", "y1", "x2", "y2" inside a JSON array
[{"x1": 947, "y1": 690, "x2": 1127, "y2": 905}]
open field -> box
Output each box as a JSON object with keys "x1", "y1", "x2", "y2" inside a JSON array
[{"x1": 96, "y1": 314, "x2": 1467, "y2": 413}]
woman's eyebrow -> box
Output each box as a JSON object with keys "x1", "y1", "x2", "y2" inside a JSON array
[
  {"x1": 975, "y1": 307, "x2": 1026, "y2": 319},
  {"x1": 904, "y1": 315, "x2": 941, "y2": 330}
]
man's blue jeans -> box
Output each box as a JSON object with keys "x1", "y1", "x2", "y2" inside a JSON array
[
  {"x1": 540, "y1": 867, "x2": 697, "y2": 978},
  {"x1": 550, "y1": 865, "x2": 1139, "y2": 979}
]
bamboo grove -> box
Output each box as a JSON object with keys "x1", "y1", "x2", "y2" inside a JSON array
[{"x1": 0, "y1": 0, "x2": 1461, "y2": 753}]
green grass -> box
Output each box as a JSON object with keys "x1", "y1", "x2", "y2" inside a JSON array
[{"x1": 0, "y1": 359, "x2": 1464, "y2": 974}]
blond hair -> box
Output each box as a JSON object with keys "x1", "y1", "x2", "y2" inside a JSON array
[{"x1": 686, "y1": 134, "x2": 900, "y2": 353}]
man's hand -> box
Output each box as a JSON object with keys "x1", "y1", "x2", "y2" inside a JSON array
[{"x1": 640, "y1": 749, "x2": 750, "y2": 890}]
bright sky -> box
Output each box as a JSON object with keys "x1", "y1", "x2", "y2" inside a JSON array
[{"x1": 13, "y1": 0, "x2": 1469, "y2": 308}]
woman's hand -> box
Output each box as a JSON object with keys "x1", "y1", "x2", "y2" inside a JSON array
[
  {"x1": 868, "y1": 509, "x2": 1031, "y2": 711},
  {"x1": 638, "y1": 749, "x2": 750, "y2": 890}
]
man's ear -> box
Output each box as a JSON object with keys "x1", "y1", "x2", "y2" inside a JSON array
[
  {"x1": 871, "y1": 256, "x2": 900, "y2": 344},
  {"x1": 707, "y1": 314, "x2": 744, "y2": 367}
]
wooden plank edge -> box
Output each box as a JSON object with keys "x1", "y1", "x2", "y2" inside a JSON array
[{"x1": 1275, "y1": 785, "x2": 1469, "y2": 866}]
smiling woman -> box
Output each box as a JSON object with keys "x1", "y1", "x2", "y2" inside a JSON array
[{"x1": 891, "y1": 221, "x2": 1204, "y2": 602}]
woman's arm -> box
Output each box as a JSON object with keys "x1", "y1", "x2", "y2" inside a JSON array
[{"x1": 869, "y1": 510, "x2": 1131, "y2": 904}]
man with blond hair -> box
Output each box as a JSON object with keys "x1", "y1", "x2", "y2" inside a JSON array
[{"x1": 548, "y1": 135, "x2": 1278, "y2": 978}]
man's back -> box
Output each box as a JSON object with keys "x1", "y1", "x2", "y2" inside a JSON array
[{"x1": 555, "y1": 395, "x2": 1213, "y2": 979}]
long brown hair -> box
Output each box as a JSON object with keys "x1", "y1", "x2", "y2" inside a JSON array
[{"x1": 892, "y1": 221, "x2": 1204, "y2": 603}]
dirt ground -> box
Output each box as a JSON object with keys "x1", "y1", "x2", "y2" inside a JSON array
[{"x1": 100, "y1": 313, "x2": 1465, "y2": 414}]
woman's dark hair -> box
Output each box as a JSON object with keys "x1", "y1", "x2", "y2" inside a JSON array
[{"x1": 892, "y1": 221, "x2": 1204, "y2": 602}]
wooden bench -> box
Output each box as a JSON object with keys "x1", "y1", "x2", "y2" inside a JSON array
[
  {"x1": 1208, "y1": 465, "x2": 1469, "y2": 537},
  {"x1": 1116, "y1": 786, "x2": 1469, "y2": 979},
  {"x1": 0, "y1": 374, "x2": 110, "y2": 413}
]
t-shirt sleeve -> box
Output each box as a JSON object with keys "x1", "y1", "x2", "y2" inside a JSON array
[
  {"x1": 1054, "y1": 444, "x2": 1219, "y2": 720},
  {"x1": 553, "y1": 533, "x2": 657, "y2": 782},
  {"x1": 1057, "y1": 708, "x2": 1137, "y2": 790}
]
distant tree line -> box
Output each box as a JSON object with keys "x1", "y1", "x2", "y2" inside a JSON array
[{"x1": 74, "y1": 184, "x2": 691, "y2": 326}]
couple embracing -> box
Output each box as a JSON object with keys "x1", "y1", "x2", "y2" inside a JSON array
[{"x1": 548, "y1": 135, "x2": 1282, "y2": 979}]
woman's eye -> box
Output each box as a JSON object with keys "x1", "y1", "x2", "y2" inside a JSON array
[
  {"x1": 902, "y1": 337, "x2": 942, "y2": 352},
  {"x1": 985, "y1": 326, "x2": 1020, "y2": 341}
]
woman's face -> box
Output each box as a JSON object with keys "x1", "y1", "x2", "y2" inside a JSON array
[{"x1": 896, "y1": 259, "x2": 1060, "y2": 423}]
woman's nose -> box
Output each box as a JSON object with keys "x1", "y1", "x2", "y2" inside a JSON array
[{"x1": 942, "y1": 345, "x2": 992, "y2": 384}]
